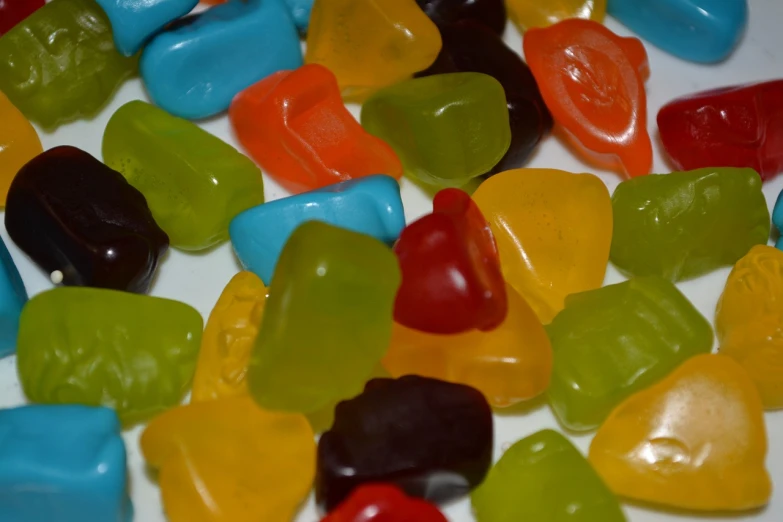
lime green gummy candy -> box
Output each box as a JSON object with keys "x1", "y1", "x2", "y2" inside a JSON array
[
  {"x1": 103, "y1": 100, "x2": 265, "y2": 251},
  {"x1": 16, "y1": 287, "x2": 203, "y2": 425},
  {"x1": 248, "y1": 221, "x2": 401, "y2": 414}
]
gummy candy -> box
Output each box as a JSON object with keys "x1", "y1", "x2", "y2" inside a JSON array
[
  {"x1": 0, "y1": 237, "x2": 27, "y2": 359},
  {"x1": 0, "y1": 91, "x2": 42, "y2": 205},
  {"x1": 384, "y1": 283, "x2": 551, "y2": 408},
  {"x1": 546, "y1": 277, "x2": 713, "y2": 431},
  {"x1": 506, "y1": 0, "x2": 605, "y2": 30},
  {"x1": 524, "y1": 19, "x2": 652, "y2": 177},
  {"x1": 103, "y1": 100, "x2": 264, "y2": 251},
  {"x1": 229, "y1": 65, "x2": 403, "y2": 194},
  {"x1": 658, "y1": 80, "x2": 783, "y2": 181},
  {"x1": 415, "y1": 0, "x2": 506, "y2": 35},
  {"x1": 393, "y1": 188, "x2": 506, "y2": 334},
  {"x1": 589, "y1": 354, "x2": 771, "y2": 511},
  {"x1": 0, "y1": 405, "x2": 132, "y2": 522},
  {"x1": 248, "y1": 221, "x2": 401, "y2": 413},
  {"x1": 472, "y1": 429, "x2": 625, "y2": 522},
  {"x1": 5, "y1": 146, "x2": 169, "y2": 293},
  {"x1": 611, "y1": 168, "x2": 770, "y2": 281},
  {"x1": 607, "y1": 0, "x2": 747, "y2": 63},
  {"x1": 316, "y1": 375, "x2": 493, "y2": 510},
  {"x1": 716, "y1": 245, "x2": 783, "y2": 409},
  {"x1": 284, "y1": 0, "x2": 314, "y2": 31},
  {"x1": 0, "y1": 0, "x2": 44, "y2": 35},
  {"x1": 0, "y1": 0, "x2": 137, "y2": 129},
  {"x1": 323, "y1": 485, "x2": 448, "y2": 522},
  {"x1": 16, "y1": 287, "x2": 203, "y2": 425},
  {"x1": 141, "y1": 0, "x2": 302, "y2": 119},
  {"x1": 230, "y1": 175, "x2": 405, "y2": 284},
  {"x1": 305, "y1": 0, "x2": 442, "y2": 101},
  {"x1": 361, "y1": 73, "x2": 511, "y2": 188},
  {"x1": 472, "y1": 168, "x2": 612, "y2": 324}
]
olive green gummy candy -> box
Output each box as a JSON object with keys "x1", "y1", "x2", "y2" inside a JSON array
[
  {"x1": 16, "y1": 287, "x2": 203, "y2": 425},
  {"x1": 0, "y1": 0, "x2": 137, "y2": 129},
  {"x1": 472, "y1": 429, "x2": 626, "y2": 522},
  {"x1": 103, "y1": 100, "x2": 265, "y2": 251},
  {"x1": 610, "y1": 167, "x2": 770, "y2": 281}
]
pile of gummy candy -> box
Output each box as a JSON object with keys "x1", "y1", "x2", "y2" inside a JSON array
[{"x1": 1, "y1": 0, "x2": 782, "y2": 520}]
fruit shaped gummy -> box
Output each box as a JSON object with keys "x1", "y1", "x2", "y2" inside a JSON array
[
  {"x1": 0, "y1": 405, "x2": 132, "y2": 522},
  {"x1": 506, "y1": 0, "x2": 606, "y2": 30},
  {"x1": 229, "y1": 65, "x2": 403, "y2": 194},
  {"x1": 589, "y1": 354, "x2": 771, "y2": 511},
  {"x1": 546, "y1": 277, "x2": 714, "y2": 432},
  {"x1": 5, "y1": 146, "x2": 169, "y2": 294},
  {"x1": 103, "y1": 100, "x2": 264, "y2": 251},
  {"x1": 524, "y1": 19, "x2": 652, "y2": 177},
  {"x1": 0, "y1": 91, "x2": 42, "y2": 205},
  {"x1": 394, "y1": 188, "x2": 506, "y2": 334},
  {"x1": 0, "y1": 237, "x2": 27, "y2": 359},
  {"x1": 415, "y1": 0, "x2": 506, "y2": 35},
  {"x1": 191, "y1": 272, "x2": 267, "y2": 403},
  {"x1": 230, "y1": 175, "x2": 405, "y2": 284},
  {"x1": 248, "y1": 221, "x2": 401, "y2": 413},
  {"x1": 361, "y1": 73, "x2": 511, "y2": 188},
  {"x1": 415, "y1": 21, "x2": 552, "y2": 175},
  {"x1": 316, "y1": 375, "x2": 493, "y2": 511},
  {"x1": 716, "y1": 245, "x2": 783, "y2": 409},
  {"x1": 608, "y1": 0, "x2": 748, "y2": 63},
  {"x1": 384, "y1": 283, "x2": 551, "y2": 408},
  {"x1": 658, "y1": 80, "x2": 783, "y2": 181},
  {"x1": 472, "y1": 429, "x2": 625, "y2": 522},
  {"x1": 0, "y1": 0, "x2": 137, "y2": 129},
  {"x1": 611, "y1": 167, "x2": 770, "y2": 282},
  {"x1": 141, "y1": 0, "x2": 302, "y2": 119},
  {"x1": 322, "y1": 485, "x2": 448, "y2": 522},
  {"x1": 0, "y1": 0, "x2": 44, "y2": 35},
  {"x1": 472, "y1": 168, "x2": 612, "y2": 324},
  {"x1": 305, "y1": 0, "x2": 442, "y2": 101},
  {"x1": 16, "y1": 287, "x2": 203, "y2": 425}
]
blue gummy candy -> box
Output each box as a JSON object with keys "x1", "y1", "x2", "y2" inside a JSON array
[
  {"x1": 284, "y1": 0, "x2": 314, "y2": 31},
  {"x1": 0, "y1": 237, "x2": 26, "y2": 359},
  {"x1": 230, "y1": 175, "x2": 406, "y2": 284},
  {"x1": 95, "y1": 0, "x2": 199, "y2": 56},
  {"x1": 773, "y1": 189, "x2": 783, "y2": 251},
  {"x1": 0, "y1": 405, "x2": 132, "y2": 522},
  {"x1": 140, "y1": 0, "x2": 303, "y2": 119},
  {"x1": 607, "y1": 0, "x2": 748, "y2": 63}
]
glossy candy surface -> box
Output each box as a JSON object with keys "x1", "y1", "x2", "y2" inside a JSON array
[
  {"x1": 0, "y1": 91, "x2": 42, "y2": 205},
  {"x1": 473, "y1": 168, "x2": 612, "y2": 324},
  {"x1": 16, "y1": 287, "x2": 203, "y2": 424},
  {"x1": 322, "y1": 485, "x2": 448, "y2": 522},
  {"x1": 658, "y1": 80, "x2": 783, "y2": 181},
  {"x1": 524, "y1": 19, "x2": 652, "y2": 177},
  {"x1": 248, "y1": 221, "x2": 401, "y2": 413},
  {"x1": 141, "y1": 0, "x2": 302, "y2": 119},
  {"x1": 472, "y1": 429, "x2": 625, "y2": 522},
  {"x1": 230, "y1": 176, "x2": 405, "y2": 284},
  {"x1": 589, "y1": 354, "x2": 771, "y2": 511},
  {"x1": 717, "y1": 245, "x2": 783, "y2": 409},
  {"x1": 316, "y1": 375, "x2": 493, "y2": 511},
  {"x1": 611, "y1": 168, "x2": 770, "y2": 281},
  {"x1": 141, "y1": 397, "x2": 316, "y2": 522},
  {"x1": 284, "y1": 0, "x2": 313, "y2": 31},
  {"x1": 0, "y1": 0, "x2": 137, "y2": 129},
  {"x1": 546, "y1": 277, "x2": 714, "y2": 432},
  {"x1": 5, "y1": 146, "x2": 169, "y2": 293},
  {"x1": 506, "y1": 0, "x2": 605, "y2": 30},
  {"x1": 393, "y1": 188, "x2": 506, "y2": 334},
  {"x1": 0, "y1": 237, "x2": 27, "y2": 359},
  {"x1": 305, "y1": 0, "x2": 442, "y2": 101},
  {"x1": 103, "y1": 101, "x2": 264, "y2": 251},
  {"x1": 362, "y1": 73, "x2": 511, "y2": 188},
  {"x1": 0, "y1": 405, "x2": 132, "y2": 522},
  {"x1": 415, "y1": 0, "x2": 506, "y2": 35},
  {"x1": 0, "y1": 0, "x2": 44, "y2": 35},
  {"x1": 607, "y1": 0, "x2": 747, "y2": 63},
  {"x1": 230, "y1": 64, "x2": 403, "y2": 194},
  {"x1": 384, "y1": 283, "x2": 551, "y2": 408},
  {"x1": 416, "y1": 22, "x2": 552, "y2": 174}
]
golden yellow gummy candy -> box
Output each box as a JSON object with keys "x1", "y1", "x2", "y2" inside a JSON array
[
  {"x1": 0, "y1": 91, "x2": 42, "y2": 205},
  {"x1": 506, "y1": 0, "x2": 606, "y2": 30}
]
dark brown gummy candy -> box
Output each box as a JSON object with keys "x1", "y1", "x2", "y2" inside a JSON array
[
  {"x1": 5, "y1": 146, "x2": 169, "y2": 293},
  {"x1": 315, "y1": 375, "x2": 494, "y2": 511},
  {"x1": 416, "y1": 0, "x2": 507, "y2": 35}
]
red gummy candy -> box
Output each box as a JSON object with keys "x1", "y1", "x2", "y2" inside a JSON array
[
  {"x1": 321, "y1": 485, "x2": 448, "y2": 522},
  {"x1": 0, "y1": 0, "x2": 44, "y2": 35}
]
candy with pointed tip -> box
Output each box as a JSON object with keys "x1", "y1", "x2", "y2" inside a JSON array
[
  {"x1": 589, "y1": 354, "x2": 771, "y2": 511},
  {"x1": 415, "y1": 0, "x2": 506, "y2": 35},
  {"x1": 305, "y1": 0, "x2": 442, "y2": 101},
  {"x1": 506, "y1": 0, "x2": 606, "y2": 30},
  {"x1": 473, "y1": 168, "x2": 612, "y2": 324},
  {"x1": 230, "y1": 65, "x2": 403, "y2": 194},
  {"x1": 658, "y1": 80, "x2": 783, "y2": 181},
  {"x1": 322, "y1": 485, "x2": 448, "y2": 522},
  {"x1": 611, "y1": 168, "x2": 770, "y2": 281},
  {"x1": 524, "y1": 19, "x2": 652, "y2": 177},
  {"x1": 0, "y1": 0, "x2": 44, "y2": 36},
  {"x1": 284, "y1": 0, "x2": 314, "y2": 31},
  {"x1": 0, "y1": 91, "x2": 42, "y2": 205}
]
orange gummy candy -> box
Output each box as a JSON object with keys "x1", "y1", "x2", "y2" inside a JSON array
[{"x1": 0, "y1": 91, "x2": 42, "y2": 205}]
